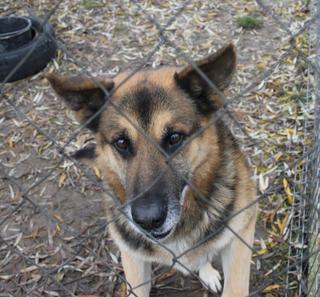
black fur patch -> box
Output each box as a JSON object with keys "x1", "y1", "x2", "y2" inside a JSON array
[
  {"x1": 201, "y1": 119, "x2": 238, "y2": 240},
  {"x1": 203, "y1": 199, "x2": 235, "y2": 240},
  {"x1": 174, "y1": 72, "x2": 217, "y2": 115},
  {"x1": 83, "y1": 111, "x2": 101, "y2": 131},
  {"x1": 121, "y1": 85, "x2": 169, "y2": 128},
  {"x1": 215, "y1": 118, "x2": 240, "y2": 151},
  {"x1": 114, "y1": 220, "x2": 154, "y2": 252},
  {"x1": 134, "y1": 87, "x2": 153, "y2": 127},
  {"x1": 71, "y1": 143, "x2": 96, "y2": 161},
  {"x1": 81, "y1": 89, "x2": 108, "y2": 131}
]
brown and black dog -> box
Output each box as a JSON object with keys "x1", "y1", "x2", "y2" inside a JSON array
[{"x1": 47, "y1": 44, "x2": 257, "y2": 297}]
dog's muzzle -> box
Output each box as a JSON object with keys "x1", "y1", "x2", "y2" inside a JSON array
[
  {"x1": 131, "y1": 196, "x2": 168, "y2": 236},
  {"x1": 129, "y1": 183, "x2": 189, "y2": 240}
]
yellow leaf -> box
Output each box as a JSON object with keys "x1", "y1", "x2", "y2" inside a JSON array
[
  {"x1": 255, "y1": 248, "x2": 268, "y2": 256},
  {"x1": 53, "y1": 213, "x2": 64, "y2": 223},
  {"x1": 271, "y1": 224, "x2": 278, "y2": 233},
  {"x1": 282, "y1": 178, "x2": 293, "y2": 205},
  {"x1": 93, "y1": 166, "x2": 101, "y2": 179},
  {"x1": 156, "y1": 269, "x2": 176, "y2": 282},
  {"x1": 287, "y1": 192, "x2": 293, "y2": 205},
  {"x1": 194, "y1": 14, "x2": 202, "y2": 24},
  {"x1": 118, "y1": 282, "x2": 127, "y2": 297},
  {"x1": 208, "y1": 12, "x2": 218, "y2": 17},
  {"x1": 285, "y1": 128, "x2": 294, "y2": 135},
  {"x1": 296, "y1": 35, "x2": 307, "y2": 46},
  {"x1": 285, "y1": 57, "x2": 292, "y2": 65},
  {"x1": 7, "y1": 137, "x2": 15, "y2": 148},
  {"x1": 256, "y1": 61, "x2": 267, "y2": 71},
  {"x1": 274, "y1": 152, "x2": 282, "y2": 161},
  {"x1": 278, "y1": 213, "x2": 289, "y2": 234},
  {"x1": 58, "y1": 173, "x2": 67, "y2": 187},
  {"x1": 55, "y1": 271, "x2": 64, "y2": 282},
  {"x1": 263, "y1": 284, "x2": 281, "y2": 292}
]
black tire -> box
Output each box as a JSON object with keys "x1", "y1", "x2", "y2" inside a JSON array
[{"x1": 0, "y1": 16, "x2": 57, "y2": 83}]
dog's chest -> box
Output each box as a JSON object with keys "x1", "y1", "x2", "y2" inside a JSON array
[{"x1": 158, "y1": 238, "x2": 218, "y2": 273}]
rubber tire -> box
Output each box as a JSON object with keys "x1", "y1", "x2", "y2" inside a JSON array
[{"x1": 0, "y1": 16, "x2": 57, "y2": 83}]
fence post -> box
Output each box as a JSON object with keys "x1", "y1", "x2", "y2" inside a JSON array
[{"x1": 308, "y1": 0, "x2": 320, "y2": 295}]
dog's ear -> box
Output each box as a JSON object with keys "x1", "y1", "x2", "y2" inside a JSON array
[
  {"x1": 175, "y1": 43, "x2": 236, "y2": 114},
  {"x1": 46, "y1": 73, "x2": 114, "y2": 131},
  {"x1": 71, "y1": 143, "x2": 97, "y2": 166}
]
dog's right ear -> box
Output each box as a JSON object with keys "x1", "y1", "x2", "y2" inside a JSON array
[
  {"x1": 71, "y1": 143, "x2": 97, "y2": 166},
  {"x1": 46, "y1": 73, "x2": 114, "y2": 131}
]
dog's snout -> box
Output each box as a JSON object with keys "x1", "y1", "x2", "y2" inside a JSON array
[{"x1": 131, "y1": 198, "x2": 167, "y2": 231}]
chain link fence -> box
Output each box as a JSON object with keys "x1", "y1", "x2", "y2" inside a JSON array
[
  {"x1": 306, "y1": 1, "x2": 320, "y2": 293},
  {"x1": 0, "y1": 0, "x2": 319, "y2": 296}
]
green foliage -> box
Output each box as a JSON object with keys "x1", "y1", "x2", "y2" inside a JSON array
[
  {"x1": 81, "y1": 0, "x2": 102, "y2": 10},
  {"x1": 113, "y1": 22, "x2": 127, "y2": 33},
  {"x1": 236, "y1": 15, "x2": 263, "y2": 30}
]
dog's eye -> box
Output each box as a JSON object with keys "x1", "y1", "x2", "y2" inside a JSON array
[
  {"x1": 113, "y1": 137, "x2": 131, "y2": 155},
  {"x1": 168, "y1": 133, "x2": 183, "y2": 146},
  {"x1": 166, "y1": 132, "x2": 184, "y2": 153}
]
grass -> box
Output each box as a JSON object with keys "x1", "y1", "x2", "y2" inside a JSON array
[
  {"x1": 81, "y1": 0, "x2": 102, "y2": 10},
  {"x1": 113, "y1": 22, "x2": 128, "y2": 33},
  {"x1": 237, "y1": 15, "x2": 263, "y2": 30}
]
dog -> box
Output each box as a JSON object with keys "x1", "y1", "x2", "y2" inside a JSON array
[{"x1": 46, "y1": 43, "x2": 257, "y2": 297}]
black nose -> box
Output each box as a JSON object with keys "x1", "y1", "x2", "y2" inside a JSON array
[{"x1": 131, "y1": 197, "x2": 167, "y2": 231}]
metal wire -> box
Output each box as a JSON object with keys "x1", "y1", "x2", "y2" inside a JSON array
[{"x1": 0, "y1": 0, "x2": 319, "y2": 296}]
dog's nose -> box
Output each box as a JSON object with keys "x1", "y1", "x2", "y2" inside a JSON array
[{"x1": 131, "y1": 198, "x2": 167, "y2": 232}]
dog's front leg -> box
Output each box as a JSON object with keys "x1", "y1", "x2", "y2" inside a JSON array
[
  {"x1": 199, "y1": 262, "x2": 222, "y2": 293},
  {"x1": 121, "y1": 251, "x2": 152, "y2": 297},
  {"x1": 220, "y1": 216, "x2": 256, "y2": 297}
]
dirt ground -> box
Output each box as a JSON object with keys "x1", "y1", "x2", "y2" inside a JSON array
[{"x1": 0, "y1": 0, "x2": 315, "y2": 296}]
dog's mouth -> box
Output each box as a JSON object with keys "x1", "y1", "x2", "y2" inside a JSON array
[
  {"x1": 149, "y1": 184, "x2": 189, "y2": 240},
  {"x1": 180, "y1": 184, "x2": 188, "y2": 205},
  {"x1": 151, "y1": 229, "x2": 172, "y2": 239}
]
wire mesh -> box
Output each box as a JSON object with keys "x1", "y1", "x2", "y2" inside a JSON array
[
  {"x1": 0, "y1": 0, "x2": 319, "y2": 297},
  {"x1": 306, "y1": 1, "x2": 320, "y2": 294}
]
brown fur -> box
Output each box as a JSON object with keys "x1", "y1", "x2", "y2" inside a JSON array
[{"x1": 47, "y1": 43, "x2": 257, "y2": 297}]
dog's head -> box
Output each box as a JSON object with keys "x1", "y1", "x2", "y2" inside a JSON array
[{"x1": 47, "y1": 44, "x2": 236, "y2": 241}]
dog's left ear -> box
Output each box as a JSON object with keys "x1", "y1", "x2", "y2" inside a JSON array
[{"x1": 175, "y1": 43, "x2": 236, "y2": 114}]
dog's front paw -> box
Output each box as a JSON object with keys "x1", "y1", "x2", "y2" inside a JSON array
[{"x1": 199, "y1": 263, "x2": 222, "y2": 293}]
